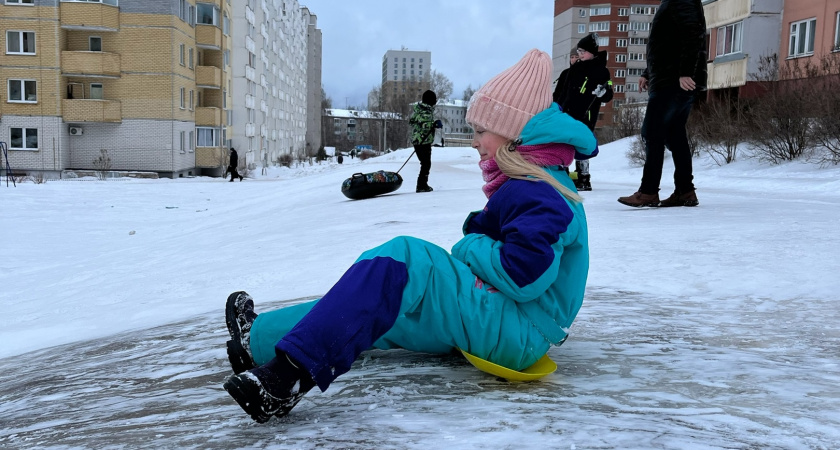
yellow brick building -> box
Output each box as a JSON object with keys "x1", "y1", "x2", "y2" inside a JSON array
[{"x1": 1, "y1": 0, "x2": 233, "y2": 178}]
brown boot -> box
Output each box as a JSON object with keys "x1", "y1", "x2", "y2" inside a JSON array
[
  {"x1": 659, "y1": 190, "x2": 699, "y2": 207},
  {"x1": 617, "y1": 191, "x2": 660, "y2": 208}
]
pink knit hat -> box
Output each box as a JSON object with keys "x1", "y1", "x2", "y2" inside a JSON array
[{"x1": 466, "y1": 49, "x2": 553, "y2": 141}]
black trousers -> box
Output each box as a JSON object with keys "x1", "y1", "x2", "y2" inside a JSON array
[
  {"x1": 227, "y1": 166, "x2": 241, "y2": 181},
  {"x1": 640, "y1": 87, "x2": 695, "y2": 195},
  {"x1": 413, "y1": 144, "x2": 432, "y2": 189}
]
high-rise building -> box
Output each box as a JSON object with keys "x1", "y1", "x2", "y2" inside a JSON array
[
  {"x1": 553, "y1": 0, "x2": 661, "y2": 128},
  {"x1": 230, "y1": 0, "x2": 320, "y2": 168},
  {"x1": 304, "y1": 7, "x2": 322, "y2": 155},
  {"x1": 1, "y1": 0, "x2": 234, "y2": 178},
  {"x1": 380, "y1": 49, "x2": 431, "y2": 112}
]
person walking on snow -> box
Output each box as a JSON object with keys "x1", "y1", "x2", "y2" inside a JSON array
[
  {"x1": 221, "y1": 49, "x2": 598, "y2": 423},
  {"x1": 409, "y1": 89, "x2": 443, "y2": 193},
  {"x1": 226, "y1": 148, "x2": 243, "y2": 182},
  {"x1": 552, "y1": 33, "x2": 613, "y2": 191},
  {"x1": 617, "y1": 0, "x2": 707, "y2": 207}
]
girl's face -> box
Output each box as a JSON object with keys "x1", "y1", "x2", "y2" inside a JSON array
[{"x1": 470, "y1": 126, "x2": 507, "y2": 162}]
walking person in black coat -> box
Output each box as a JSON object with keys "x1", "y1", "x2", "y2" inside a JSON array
[
  {"x1": 618, "y1": 0, "x2": 707, "y2": 208},
  {"x1": 226, "y1": 148, "x2": 243, "y2": 182},
  {"x1": 553, "y1": 33, "x2": 613, "y2": 191}
]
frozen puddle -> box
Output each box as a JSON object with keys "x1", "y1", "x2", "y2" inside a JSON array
[{"x1": 1, "y1": 290, "x2": 838, "y2": 449}]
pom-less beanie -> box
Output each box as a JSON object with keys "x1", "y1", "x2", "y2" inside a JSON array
[
  {"x1": 465, "y1": 49, "x2": 553, "y2": 140},
  {"x1": 422, "y1": 90, "x2": 437, "y2": 106}
]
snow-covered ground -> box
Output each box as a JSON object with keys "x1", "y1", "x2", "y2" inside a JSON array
[{"x1": 1, "y1": 139, "x2": 839, "y2": 448}]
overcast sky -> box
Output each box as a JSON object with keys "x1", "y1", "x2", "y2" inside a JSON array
[{"x1": 301, "y1": 0, "x2": 554, "y2": 109}]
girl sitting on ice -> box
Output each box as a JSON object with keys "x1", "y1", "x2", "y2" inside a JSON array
[{"x1": 222, "y1": 49, "x2": 597, "y2": 423}]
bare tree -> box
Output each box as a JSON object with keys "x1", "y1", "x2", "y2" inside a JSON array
[
  {"x1": 430, "y1": 70, "x2": 453, "y2": 101},
  {"x1": 745, "y1": 54, "x2": 816, "y2": 163},
  {"x1": 812, "y1": 52, "x2": 840, "y2": 165},
  {"x1": 693, "y1": 92, "x2": 745, "y2": 165},
  {"x1": 462, "y1": 84, "x2": 477, "y2": 102},
  {"x1": 321, "y1": 85, "x2": 332, "y2": 111},
  {"x1": 367, "y1": 85, "x2": 382, "y2": 111}
]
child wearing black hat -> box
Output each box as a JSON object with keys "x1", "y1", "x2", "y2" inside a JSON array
[
  {"x1": 552, "y1": 33, "x2": 613, "y2": 191},
  {"x1": 409, "y1": 90, "x2": 441, "y2": 193}
]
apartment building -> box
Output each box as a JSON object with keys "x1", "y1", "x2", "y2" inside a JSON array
[
  {"x1": 380, "y1": 49, "x2": 431, "y2": 112},
  {"x1": 304, "y1": 7, "x2": 321, "y2": 155},
  {"x1": 704, "y1": 0, "x2": 783, "y2": 98},
  {"x1": 433, "y1": 99, "x2": 469, "y2": 135},
  {"x1": 322, "y1": 108, "x2": 404, "y2": 153},
  {"x1": 229, "y1": 0, "x2": 320, "y2": 169},
  {"x1": 777, "y1": 0, "x2": 840, "y2": 76},
  {"x1": 553, "y1": 0, "x2": 661, "y2": 128},
  {"x1": 1, "y1": 0, "x2": 233, "y2": 178}
]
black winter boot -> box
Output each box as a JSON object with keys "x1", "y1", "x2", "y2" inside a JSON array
[
  {"x1": 223, "y1": 354, "x2": 316, "y2": 423},
  {"x1": 579, "y1": 174, "x2": 592, "y2": 191},
  {"x1": 225, "y1": 291, "x2": 258, "y2": 374}
]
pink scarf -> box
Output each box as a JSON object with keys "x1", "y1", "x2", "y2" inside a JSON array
[{"x1": 480, "y1": 143, "x2": 576, "y2": 198}]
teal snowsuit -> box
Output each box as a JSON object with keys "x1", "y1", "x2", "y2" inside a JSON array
[{"x1": 250, "y1": 105, "x2": 597, "y2": 391}]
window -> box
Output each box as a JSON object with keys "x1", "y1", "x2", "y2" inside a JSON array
[
  {"x1": 188, "y1": 48, "x2": 194, "y2": 69},
  {"x1": 224, "y1": 49, "x2": 230, "y2": 67},
  {"x1": 180, "y1": 131, "x2": 186, "y2": 152},
  {"x1": 590, "y1": 22, "x2": 609, "y2": 32},
  {"x1": 90, "y1": 83, "x2": 103, "y2": 100},
  {"x1": 615, "y1": 54, "x2": 627, "y2": 62},
  {"x1": 189, "y1": 90, "x2": 194, "y2": 110},
  {"x1": 60, "y1": 0, "x2": 118, "y2": 5},
  {"x1": 628, "y1": 68, "x2": 645, "y2": 76},
  {"x1": 8, "y1": 79, "x2": 37, "y2": 103},
  {"x1": 626, "y1": 82, "x2": 639, "y2": 92},
  {"x1": 196, "y1": 3, "x2": 220, "y2": 26},
  {"x1": 590, "y1": 6, "x2": 610, "y2": 16},
  {"x1": 189, "y1": 131, "x2": 194, "y2": 150},
  {"x1": 196, "y1": 127, "x2": 220, "y2": 147},
  {"x1": 613, "y1": 84, "x2": 625, "y2": 93},
  {"x1": 615, "y1": 69, "x2": 626, "y2": 78},
  {"x1": 789, "y1": 18, "x2": 816, "y2": 57},
  {"x1": 630, "y1": 37, "x2": 648, "y2": 46},
  {"x1": 6, "y1": 31, "x2": 35, "y2": 55},
  {"x1": 579, "y1": 9, "x2": 586, "y2": 17},
  {"x1": 87, "y1": 36, "x2": 102, "y2": 52},
  {"x1": 618, "y1": 8, "x2": 629, "y2": 16},
  {"x1": 617, "y1": 23, "x2": 629, "y2": 32},
  {"x1": 578, "y1": 24, "x2": 586, "y2": 34},
  {"x1": 223, "y1": 13, "x2": 230, "y2": 35},
  {"x1": 10, "y1": 127, "x2": 37, "y2": 150},
  {"x1": 835, "y1": 12, "x2": 840, "y2": 50},
  {"x1": 616, "y1": 39, "x2": 628, "y2": 47},
  {"x1": 179, "y1": 44, "x2": 185, "y2": 65},
  {"x1": 716, "y1": 22, "x2": 742, "y2": 56},
  {"x1": 597, "y1": 37, "x2": 609, "y2": 46},
  {"x1": 6, "y1": 0, "x2": 35, "y2": 4},
  {"x1": 180, "y1": 87, "x2": 185, "y2": 109},
  {"x1": 631, "y1": 6, "x2": 656, "y2": 15},
  {"x1": 630, "y1": 21, "x2": 651, "y2": 31}
]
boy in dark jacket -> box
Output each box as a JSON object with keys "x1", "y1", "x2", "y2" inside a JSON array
[{"x1": 552, "y1": 33, "x2": 613, "y2": 191}]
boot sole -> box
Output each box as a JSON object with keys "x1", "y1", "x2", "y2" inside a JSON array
[
  {"x1": 659, "y1": 201, "x2": 699, "y2": 207},
  {"x1": 223, "y1": 374, "x2": 273, "y2": 423},
  {"x1": 617, "y1": 199, "x2": 659, "y2": 208},
  {"x1": 223, "y1": 373, "x2": 310, "y2": 423},
  {"x1": 225, "y1": 292, "x2": 255, "y2": 374}
]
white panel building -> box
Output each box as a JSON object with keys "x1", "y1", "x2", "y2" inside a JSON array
[{"x1": 230, "y1": 0, "x2": 321, "y2": 168}]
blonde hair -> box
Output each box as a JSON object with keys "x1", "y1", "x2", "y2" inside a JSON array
[{"x1": 494, "y1": 141, "x2": 582, "y2": 203}]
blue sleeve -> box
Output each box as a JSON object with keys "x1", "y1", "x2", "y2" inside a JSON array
[{"x1": 451, "y1": 180, "x2": 574, "y2": 302}]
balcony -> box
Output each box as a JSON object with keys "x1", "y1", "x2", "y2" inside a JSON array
[
  {"x1": 62, "y1": 99, "x2": 122, "y2": 123},
  {"x1": 195, "y1": 25, "x2": 222, "y2": 50},
  {"x1": 707, "y1": 58, "x2": 748, "y2": 90},
  {"x1": 704, "y1": 0, "x2": 750, "y2": 28},
  {"x1": 195, "y1": 66, "x2": 221, "y2": 89},
  {"x1": 60, "y1": 2, "x2": 119, "y2": 31},
  {"x1": 61, "y1": 51, "x2": 121, "y2": 78},
  {"x1": 195, "y1": 107, "x2": 222, "y2": 126},
  {"x1": 196, "y1": 147, "x2": 223, "y2": 168}
]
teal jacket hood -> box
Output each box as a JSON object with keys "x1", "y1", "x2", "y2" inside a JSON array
[{"x1": 519, "y1": 103, "x2": 597, "y2": 156}]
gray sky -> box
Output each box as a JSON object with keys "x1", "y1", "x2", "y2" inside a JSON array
[{"x1": 301, "y1": 0, "x2": 553, "y2": 109}]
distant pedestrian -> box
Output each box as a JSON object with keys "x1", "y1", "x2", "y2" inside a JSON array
[
  {"x1": 226, "y1": 148, "x2": 243, "y2": 182},
  {"x1": 553, "y1": 33, "x2": 613, "y2": 191},
  {"x1": 618, "y1": 0, "x2": 707, "y2": 207},
  {"x1": 408, "y1": 90, "x2": 442, "y2": 193}
]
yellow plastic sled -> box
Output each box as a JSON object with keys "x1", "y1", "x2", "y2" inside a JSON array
[{"x1": 460, "y1": 349, "x2": 557, "y2": 382}]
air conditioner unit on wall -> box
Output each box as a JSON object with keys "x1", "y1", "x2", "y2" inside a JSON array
[{"x1": 69, "y1": 126, "x2": 83, "y2": 136}]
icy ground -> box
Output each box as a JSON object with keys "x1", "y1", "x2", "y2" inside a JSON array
[{"x1": 1, "y1": 139, "x2": 839, "y2": 448}]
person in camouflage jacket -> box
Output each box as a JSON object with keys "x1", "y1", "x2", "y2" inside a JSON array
[{"x1": 409, "y1": 90, "x2": 440, "y2": 192}]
